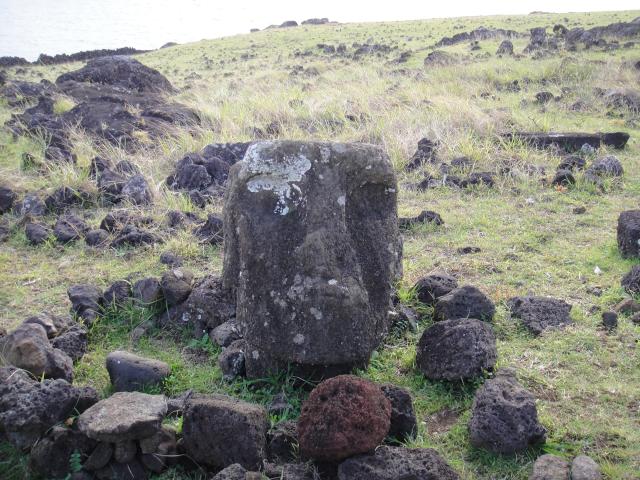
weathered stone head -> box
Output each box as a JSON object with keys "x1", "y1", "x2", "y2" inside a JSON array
[{"x1": 223, "y1": 141, "x2": 402, "y2": 378}]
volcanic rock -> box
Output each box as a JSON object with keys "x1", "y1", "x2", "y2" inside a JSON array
[
  {"x1": 297, "y1": 375, "x2": 391, "y2": 462},
  {"x1": 416, "y1": 318, "x2": 497, "y2": 380},
  {"x1": 507, "y1": 296, "x2": 573, "y2": 335},
  {"x1": 469, "y1": 369, "x2": 546, "y2": 454},
  {"x1": 182, "y1": 394, "x2": 269, "y2": 469},
  {"x1": 434, "y1": 285, "x2": 495, "y2": 321},
  {"x1": 106, "y1": 350, "x2": 170, "y2": 392},
  {"x1": 222, "y1": 141, "x2": 401, "y2": 378}
]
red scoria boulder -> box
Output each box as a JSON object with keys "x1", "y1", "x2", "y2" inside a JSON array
[{"x1": 297, "y1": 375, "x2": 391, "y2": 462}]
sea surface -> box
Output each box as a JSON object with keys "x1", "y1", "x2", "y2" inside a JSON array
[{"x1": 1, "y1": 0, "x2": 635, "y2": 61}]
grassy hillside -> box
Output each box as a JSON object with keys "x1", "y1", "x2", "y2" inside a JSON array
[{"x1": 1, "y1": 9, "x2": 639, "y2": 479}]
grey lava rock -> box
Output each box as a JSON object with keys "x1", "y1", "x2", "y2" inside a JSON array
[
  {"x1": 160, "y1": 268, "x2": 194, "y2": 306},
  {"x1": 434, "y1": 285, "x2": 495, "y2": 321},
  {"x1": 84, "y1": 442, "x2": 114, "y2": 471},
  {"x1": 184, "y1": 275, "x2": 236, "y2": 335},
  {"x1": 507, "y1": 296, "x2": 573, "y2": 335},
  {"x1": 121, "y1": 174, "x2": 153, "y2": 205},
  {"x1": 552, "y1": 169, "x2": 575, "y2": 186},
  {"x1": 85, "y1": 228, "x2": 110, "y2": 246},
  {"x1": 212, "y1": 464, "x2": 249, "y2": 480},
  {"x1": 54, "y1": 214, "x2": 89, "y2": 243},
  {"x1": 102, "y1": 280, "x2": 132, "y2": 308},
  {"x1": 139, "y1": 426, "x2": 177, "y2": 472},
  {"x1": 51, "y1": 323, "x2": 89, "y2": 362},
  {"x1": 182, "y1": 393, "x2": 269, "y2": 469},
  {"x1": 209, "y1": 321, "x2": 242, "y2": 347},
  {"x1": 621, "y1": 265, "x2": 640, "y2": 293},
  {"x1": 106, "y1": 350, "x2": 170, "y2": 392},
  {"x1": 159, "y1": 250, "x2": 183, "y2": 267},
  {"x1": 416, "y1": 318, "x2": 497, "y2": 380},
  {"x1": 571, "y1": 455, "x2": 601, "y2": 480},
  {"x1": 18, "y1": 194, "x2": 46, "y2": 216},
  {"x1": 617, "y1": 210, "x2": 640, "y2": 258},
  {"x1": 68, "y1": 284, "x2": 103, "y2": 322},
  {"x1": 469, "y1": 369, "x2": 546, "y2": 454},
  {"x1": 586, "y1": 155, "x2": 624, "y2": 179},
  {"x1": 133, "y1": 277, "x2": 163, "y2": 304},
  {"x1": 194, "y1": 213, "x2": 224, "y2": 244},
  {"x1": 602, "y1": 311, "x2": 618, "y2": 331},
  {"x1": 25, "y1": 222, "x2": 51, "y2": 245},
  {"x1": 380, "y1": 384, "x2": 417, "y2": 442},
  {"x1": 497, "y1": 40, "x2": 514, "y2": 55},
  {"x1": 22, "y1": 311, "x2": 71, "y2": 338},
  {"x1": 0, "y1": 367, "x2": 98, "y2": 449},
  {"x1": 77, "y1": 391, "x2": 167, "y2": 442},
  {"x1": 337, "y1": 445, "x2": 460, "y2": 480},
  {"x1": 414, "y1": 273, "x2": 458, "y2": 305},
  {"x1": 110, "y1": 225, "x2": 161, "y2": 248},
  {"x1": 222, "y1": 141, "x2": 402, "y2": 378},
  {"x1": 45, "y1": 186, "x2": 91, "y2": 213},
  {"x1": 218, "y1": 339, "x2": 246, "y2": 381},
  {"x1": 29, "y1": 425, "x2": 97, "y2": 479},
  {"x1": 530, "y1": 454, "x2": 570, "y2": 480},
  {"x1": 398, "y1": 210, "x2": 443, "y2": 229},
  {"x1": 0, "y1": 186, "x2": 17, "y2": 213},
  {"x1": 0, "y1": 322, "x2": 73, "y2": 381},
  {"x1": 267, "y1": 420, "x2": 298, "y2": 462}
]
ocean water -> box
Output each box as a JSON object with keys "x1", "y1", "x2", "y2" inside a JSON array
[{"x1": 1, "y1": 0, "x2": 635, "y2": 61}]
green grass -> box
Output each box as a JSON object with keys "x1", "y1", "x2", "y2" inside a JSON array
[{"x1": 1, "y1": 8, "x2": 640, "y2": 480}]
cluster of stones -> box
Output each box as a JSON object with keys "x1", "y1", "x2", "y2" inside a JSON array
[
  {"x1": 0, "y1": 137, "x2": 616, "y2": 479},
  {"x1": 0, "y1": 182, "x2": 224, "y2": 248},
  {"x1": 403, "y1": 137, "x2": 629, "y2": 197},
  {"x1": 2, "y1": 56, "x2": 198, "y2": 162}
]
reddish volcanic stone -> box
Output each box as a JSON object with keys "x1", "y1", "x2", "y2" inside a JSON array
[{"x1": 297, "y1": 375, "x2": 391, "y2": 462}]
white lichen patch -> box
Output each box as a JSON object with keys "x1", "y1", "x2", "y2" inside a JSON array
[
  {"x1": 337, "y1": 195, "x2": 346, "y2": 206},
  {"x1": 293, "y1": 333, "x2": 305, "y2": 345},
  {"x1": 244, "y1": 143, "x2": 312, "y2": 215},
  {"x1": 310, "y1": 307, "x2": 323, "y2": 320}
]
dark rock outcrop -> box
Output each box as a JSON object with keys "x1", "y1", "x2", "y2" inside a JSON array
[
  {"x1": 503, "y1": 132, "x2": 629, "y2": 151},
  {"x1": 0, "y1": 367, "x2": 98, "y2": 449},
  {"x1": 6, "y1": 56, "x2": 199, "y2": 158},
  {"x1": 436, "y1": 26, "x2": 518, "y2": 47}
]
